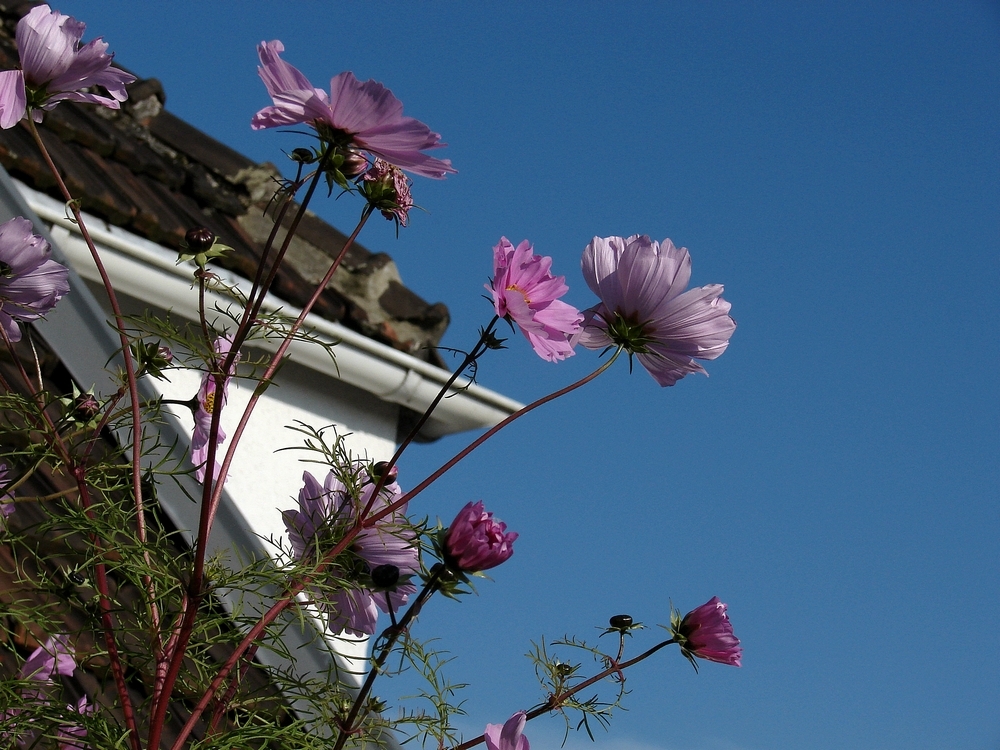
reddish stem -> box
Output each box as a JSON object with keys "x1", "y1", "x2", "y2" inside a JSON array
[
  {"x1": 449, "y1": 637, "x2": 677, "y2": 750},
  {"x1": 74, "y1": 471, "x2": 143, "y2": 750},
  {"x1": 364, "y1": 348, "x2": 622, "y2": 529}
]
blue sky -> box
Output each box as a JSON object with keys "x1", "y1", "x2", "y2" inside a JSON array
[{"x1": 50, "y1": 2, "x2": 1000, "y2": 749}]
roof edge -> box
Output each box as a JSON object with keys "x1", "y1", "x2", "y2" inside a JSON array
[{"x1": 16, "y1": 179, "x2": 524, "y2": 439}]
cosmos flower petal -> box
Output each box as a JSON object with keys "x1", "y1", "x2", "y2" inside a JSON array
[
  {"x1": 283, "y1": 468, "x2": 419, "y2": 636},
  {"x1": 485, "y1": 712, "x2": 530, "y2": 750},
  {"x1": 578, "y1": 235, "x2": 734, "y2": 386},
  {"x1": 0, "y1": 216, "x2": 69, "y2": 342},
  {"x1": 253, "y1": 44, "x2": 454, "y2": 178},
  {"x1": 0, "y1": 70, "x2": 26, "y2": 128},
  {"x1": 9, "y1": 4, "x2": 133, "y2": 126},
  {"x1": 256, "y1": 40, "x2": 316, "y2": 100}
]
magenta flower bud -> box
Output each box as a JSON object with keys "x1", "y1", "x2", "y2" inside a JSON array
[
  {"x1": 157, "y1": 345, "x2": 173, "y2": 364},
  {"x1": 185, "y1": 226, "x2": 216, "y2": 253},
  {"x1": 674, "y1": 596, "x2": 742, "y2": 667},
  {"x1": 363, "y1": 158, "x2": 413, "y2": 226},
  {"x1": 444, "y1": 501, "x2": 517, "y2": 573},
  {"x1": 485, "y1": 711, "x2": 529, "y2": 750},
  {"x1": 73, "y1": 392, "x2": 100, "y2": 420}
]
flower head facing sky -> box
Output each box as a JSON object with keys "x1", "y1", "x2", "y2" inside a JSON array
[
  {"x1": 282, "y1": 467, "x2": 419, "y2": 636},
  {"x1": 577, "y1": 235, "x2": 735, "y2": 386},
  {"x1": 488, "y1": 237, "x2": 583, "y2": 362},
  {"x1": 672, "y1": 596, "x2": 742, "y2": 669},
  {"x1": 484, "y1": 712, "x2": 530, "y2": 750},
  {"x1": 0, "y1": 4, "x2": 135, "y2": 128},
  {"x1": 191, "y1": 335, "x2": 239, "y2": 483},
  {"x1": 444, "y1": 501, "x2": 517, "y2": 573},
  {"x1": 0, "y1": 216, "x2": 69, "y2": 343},
  {"x1": 252, "y1": 40, "x2": 454, "y2": 179}
]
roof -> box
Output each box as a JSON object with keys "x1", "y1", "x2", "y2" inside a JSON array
[{"x1": 0, "y1": 1, "x2": 450, "y2": 368}]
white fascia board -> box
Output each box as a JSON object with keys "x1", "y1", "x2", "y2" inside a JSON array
[{"x1": 17, "y1": 180, "x2": 523, "y2": 438}]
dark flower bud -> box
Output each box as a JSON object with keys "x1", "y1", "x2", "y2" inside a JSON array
[
  {"x1": 429, "y1": 562, "x2": 457, "y2": 584},
  {"x1": 290, "y1": 147, "x2": 316, "y2": 163},
  {"x1": 339, "y1": 148, "x2": 369, "y2": 177},
  {"x1": 73, "y1": 392, "x2": 100, "y2": 420},
  {"x1": 370, "y1": 461, "x2": 398, "y2": 483},
  {"x1": 609, "y1": 614, "x2": 633, "y2": 630},
  {"x1": 185, "y1": 226, "x2": 215, "y2": 253},
  {"x1": 370, "y1": 564, "x2": 400, "y2": 589}
]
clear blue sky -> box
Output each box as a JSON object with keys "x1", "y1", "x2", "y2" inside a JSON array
[{"x1": 51, "y1": 2, "x2": 1000, "y2": 749}]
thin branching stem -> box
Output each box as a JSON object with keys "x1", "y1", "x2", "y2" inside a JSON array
[
  {"x1": 449, "y1": 637, "x2": 678, "y2": 750},
  {"x1": 72, "y1": 471, "x2": 143, "y2": 750},
  {"x1": 359, "y1": 316, "x2": 501, "y2": 521},
  {"x1": 366, "y1": 347, "x2": 624, "y2": 529},
  {"x1": 153, "y1": 162, "x2": 370, "y2": 750},
  {"x1": 333, "y1": 568, "x2": 445, "y2": 750},
  {"x1": 26, "y1": 119, "x2": 151, "y2": 581},
  {"x1": 173, "y1": 348, "x2": 621, "y2": 746},
  {"x1": 204, "y1": 205, "x2": 374, "y2": 531}
]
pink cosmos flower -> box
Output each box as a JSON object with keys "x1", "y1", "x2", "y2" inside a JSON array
[
  {"x1": 19, "y1": 634, "x2": 76, "y2": 681},
  {"x1": 444, "y1": 501, "x2": 517, "y2": 573},
  {"x1": 484, "y1": 712, "x2": 530, "y2": 750},
  {"x1": 252, "y1": 40, "x2": 454, "y2": 179},
  {"x1": 57, "y1": 695, "x2": 94, "y2": 750},
  {"x1": 674, "y1": 596, "x2": 742, "y2": 668},
  {"x1": 191, "y1": 335, "x2": 239, "y2": 483},
  {"x1": 0, "y1": 216, "x2": 69, "y2": 343},
  {"x1": 488, "y1": 238, "x2": 583, "y2": 362},
  {"x1": 282, "y1": 467, "x2": 419, "y2": 636},
  {"x1": 578, "y1": 235, "x2": 735, "y2": 386},
  {"x1": 0, "y1": 4, "x2": 135, "y2": 128}
]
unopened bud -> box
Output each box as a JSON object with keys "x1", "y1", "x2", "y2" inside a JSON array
[
  {"x1": 290, "y1": 147, "x2": 315, "y2": 163},
  {"x1": 609, "y1": 614, "x2": 633, "y2": 630},
  {"x1": 73, "y1": 392, "x2": 100, "y2": 420},
  {"x1": 371, "y1": 564, "x2": 400, "y2": 589},
  {"x1": 370, "y1": 461, "x2": 398, "y2": 484},
  {"x1": 157, "y1": 345, "x2": 173, "y2": 364},
  {"x1": 339, "y1": 148, "x2": 369, "y2": 177},
  {"x1": 185, "y1": 226, "x2": 215, "y2": 253}
]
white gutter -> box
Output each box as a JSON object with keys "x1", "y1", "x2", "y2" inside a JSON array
[{"x1": 17, "y1": 180, "x2": 523, "y2": 438}]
